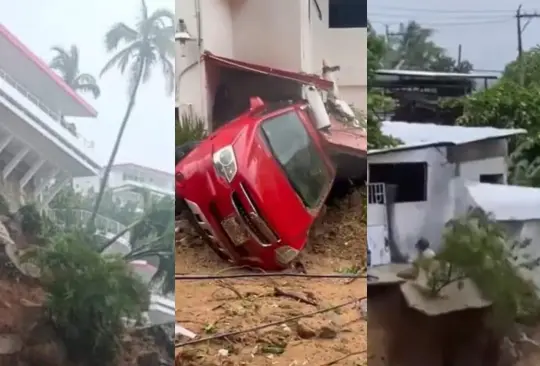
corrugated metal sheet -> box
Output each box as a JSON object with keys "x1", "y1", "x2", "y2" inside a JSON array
[
  {"x1": 369, "y1": 121, "x2": 525, "y2": 155},
  {"x1": 466, "y1": 181, "x2": 540, "y2": 221}
]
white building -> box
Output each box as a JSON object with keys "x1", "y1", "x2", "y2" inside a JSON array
[
  {"x1": 74, "y1": 163, "x2": 174, "y2": 206},
  {"x1": 0, "y1": 24, "x2": 100, "y2": 209},
  {"x1": 367, "y1": 121, "x2": 526, "y2": 264},
  {"x1": 176, "y1": 0, "x2": 367, "y2": 121}
]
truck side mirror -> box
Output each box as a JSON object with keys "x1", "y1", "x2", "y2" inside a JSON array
[{"x1": 249, "y1": 96, "x2": 265, "y2": 111}]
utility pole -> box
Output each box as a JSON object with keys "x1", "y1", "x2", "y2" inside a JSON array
[
  {"x1": 515, "y1": 5, "x2": 540, "y2": 84},
  {"x1": 385, "y1": 25, "x2": 407, "y2": 69}
]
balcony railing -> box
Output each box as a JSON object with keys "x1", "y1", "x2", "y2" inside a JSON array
[
  {"x1": 0, "y1": 67, "x2": 95, "y2": 149},
  {"x1": 43, "y1": 208, "x2": 131, "y2": 244}
]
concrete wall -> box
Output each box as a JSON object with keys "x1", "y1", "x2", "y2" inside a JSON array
[
  {"x1": 310, "y1": 0, "x2": 366, "y2": 109},
  {"x1": 368, "y1": 141, "x2": 511, "y2": 258},
  {"x1": 368, "y1": 147, "x2": 455, "y2": 258},
  {"x1": 176, "y1": 0, "x2": 367, "y2": 117}
]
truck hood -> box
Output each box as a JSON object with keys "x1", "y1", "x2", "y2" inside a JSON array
[{"x1": 233, "y1": 132, "x2": 314, "y2": 242}]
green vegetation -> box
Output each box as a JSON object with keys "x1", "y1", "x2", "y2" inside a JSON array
[
  {"x1": 90, "y1": 0, "x2": 174, "y2": 226},
  {"x1": 34, "y1": 231, "x2": 148, "y2": 365},
  {"x1": 441, "y1": 47, "x2": 540, "y2": 187},
  {"x1": 175, "y1": 111, "x2": 208, "y2": 146},
  {"x1": 49, "y1": 45, "x2": 101, "y2": 99},
  {"x1": 367, "y1": 23, "x2": 401, "y2": 149},
  {"x1": 424, "y1": 209, "x2": 540, "y2": 333}
]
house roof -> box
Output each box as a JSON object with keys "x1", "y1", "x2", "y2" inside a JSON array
[
  {"x1": 0, "y1": 24, "x2": 98, "y2": 117},
  {"x1": 203, "y1": 51, "x2": 334, "y2": 90},
  {"x1": 111, "y1": 163, "x2": 174, "y2": 177},
  {"x1": 369, "y1": 121, "x2": 525, "y2": 155},
  {"x1": 376, "y1": 69, "x2": 499, "y2": 80},
  {"x1": 466, "y1": 181, "x2": 540, "y2": 221}
]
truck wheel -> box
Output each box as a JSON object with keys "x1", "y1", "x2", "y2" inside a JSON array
[
  {"x1": 175, "y1": 141, "x2": 200, "y2": 164},
  {"x1": 176, "y1": 198, "x2": 231, "y2": 262}
]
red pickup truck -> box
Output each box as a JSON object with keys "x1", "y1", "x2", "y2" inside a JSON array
[{"x1": 176, "y1": 53, "x2": 366, "y2": 270}]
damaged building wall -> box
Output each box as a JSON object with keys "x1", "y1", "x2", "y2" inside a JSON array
[{"x1": 368, "y1": 146, "x2": 455, "y2": 259}]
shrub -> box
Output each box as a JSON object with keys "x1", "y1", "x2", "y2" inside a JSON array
[
  {"x1": 175, "y1": 111, "x2": 207, "y2": 145},
  {"x1": 426, "y1": 208, "x2": 540, "y2": 333},
  {"x1": 34, "y1": 231, "x2": 149, "y2": 365}
]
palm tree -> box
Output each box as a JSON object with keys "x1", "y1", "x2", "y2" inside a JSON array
[
  {"x1": 99, "y1": 194, "x2": 175, "y2": 294},
  {"x1": 49, "y1": 45, "x2": 101, "y2": 98},
  {"x1": 89, "y1": 0, "x2": 174, "y2": 227}
]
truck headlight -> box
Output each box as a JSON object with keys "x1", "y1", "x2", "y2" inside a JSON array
[{"x1": 212, "y1": 145, "x2": 237, "y2": 182}]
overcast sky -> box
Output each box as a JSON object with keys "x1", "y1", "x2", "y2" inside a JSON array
[
  {"x1": 369, "y1": 1, "x2": 540, "y2": 72},
  {"x1": 0, "y1": 0, "x2": 174, "y2": 173}
]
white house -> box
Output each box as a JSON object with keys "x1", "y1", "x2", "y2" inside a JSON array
[
  {"x1": 367, "y1": 121, "x2": 527, "y2": 265},
  {"x1": 176, "y1": 0, "x2": 367, "y2": 121},
  {"x1": 74, "y1": 163, "x2": 174, "y2": 207},
  {"x1": 0, "y1": 24, "x2": 100, "y2": 209}
]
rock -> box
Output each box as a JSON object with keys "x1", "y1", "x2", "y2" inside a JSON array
[
  {"x1": 358, "y1": 298, "x2": 368, "y2": 320},
  {"x1": 25, "y1": 321, "x2": 58, "y2": 347},
  {"x1": 0, "y1": 333, "x2": 22, "y2": 354},
  {"x1": 21, "y1": 341, "x2": 68, "y2": 366},
  {"x1": 180, "y1": 348, "x2": 199, "y2": 360},
  {"x1": 19, "y1": 300, "x2": 43, "y2": 333},
  {"x1": 497, "y1": 337, "x2": 519, "y2": 366},
  {"x1": 296, "y1": 320, "x2": 316, "y2": 339},
  {"x1": 137, "y1": 351, "x2": 160, "y2": 366},
  {"x1": 0, "y1": 221, "x2": 14, "y2": 247},
  {"x1": 318, "y1": 322, "x2": 338, "y2": 339}
]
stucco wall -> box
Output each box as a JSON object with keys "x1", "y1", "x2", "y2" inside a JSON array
[
  {"x1": 368, "y1": 143, "x2": 510, "y2": 258},
  {"x1": 176, "y1": 0, "x2": 366, "y2": 116},
  {"x1": 368, "y1": 147, "x2": 455, "y2": 258},
  {"x1": 310, "y1": 0, "x2": 366, "y2": 109}
]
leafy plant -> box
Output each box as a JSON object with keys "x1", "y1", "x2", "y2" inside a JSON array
[
  {"x1": 34, "y1": 232, "x2": 148, "y2": 365},
  {"x1": 176, "y1": 111, "x2": 208, "y2": 145},
  {"x1": 426, "y1": 208, "x2": 540, "y2": 333}
]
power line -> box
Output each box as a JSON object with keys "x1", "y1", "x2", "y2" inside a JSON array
[
  {"x1": 371, "y1": 18, "x2": 514, "y2": 28},
  {"x1": 369, "y1": 12, "x2": 513, "y2": 20},
  {"x1": 516, "y1": 5, "x2": 540, "y2": 85},
  {"x1": 370, "y1": 5, "x2": 528, "y2": 14}
]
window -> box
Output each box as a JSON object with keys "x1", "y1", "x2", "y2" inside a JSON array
[
  {"x1": 369, "y1": 162, "x2": 428, "y2": 202},
  {"x1": 480, "y1": 174, "x2": 504, "y2": 184},
  {"x1": 260, "y1": 111, "x2": 331, "y2": 208},
  {"x1": 329, "y1": 0, "x2": 367, "y2": 28}
]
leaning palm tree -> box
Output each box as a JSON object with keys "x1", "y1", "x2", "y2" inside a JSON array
[
  {"x1": 49, "y1": 45, "x2": 101, "y2": 98},
  {"x1": 89, "y1": 0, "x2": 174, "y2": 227}
]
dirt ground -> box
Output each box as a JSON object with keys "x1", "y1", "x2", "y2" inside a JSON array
[
  {"x1": 367, "y1": 279, "x2": 540, "y2": 366},
  {"x1": 175, "y1": 191, "x2": 367, "y2": 366}
]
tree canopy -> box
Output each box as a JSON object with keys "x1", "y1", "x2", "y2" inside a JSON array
[
  {"x1": 382, "y1": 21, "x2": 473, "y2": 72},
  {"x1": 49, "y1": 45, "x2": 101, "y2": 98},
  {"x1": 446, "y1": 46, "x2": 540, "y2": 186},
  {"x1": 367, "y1": 23, "x2": 400, "y2": 149}
]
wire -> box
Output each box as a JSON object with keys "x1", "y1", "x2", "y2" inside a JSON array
[
  {"x1": 370, "y1": 17, "x2": 514, "y2": 28},
  {"x1": 175, "y1": 297, "x2": 365, "y2": 347},
  {"x1": 175, "y1": 272, "x2": 365, "y2": 280},
  {"x1": 370, "y1": 5, "x2": 521, "y2": 14},
  {"x1": 369, "y1": 12, "x2": 513, "y2": 20}
]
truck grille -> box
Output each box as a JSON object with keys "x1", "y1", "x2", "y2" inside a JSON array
[{"x1": 231, "y1": 184, "x2": 279, "y2": 246}]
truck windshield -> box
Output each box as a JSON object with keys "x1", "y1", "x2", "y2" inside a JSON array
[{"x1": 260, "y1": 110, "x2": 331, "y2": 209}]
